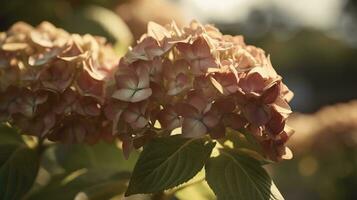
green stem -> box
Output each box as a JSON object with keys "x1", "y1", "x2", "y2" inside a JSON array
[{"x1": 37, "y1": 136, "x2": 46, "y2": 155}]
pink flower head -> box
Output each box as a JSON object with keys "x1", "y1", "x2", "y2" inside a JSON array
[
  {"x1": 1, "y1": 20, "x2": 294, "y2": 161},
  {"x1": 108, "y1": 20, "x2": 294, "y2": 160},
  {"x1": 0, "y1": 22, "x2": 118, "y2": 144}
]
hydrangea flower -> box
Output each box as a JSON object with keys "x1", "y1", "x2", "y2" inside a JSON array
[
  {"x1": 0, "y1": 22, "x2": 118, "y2": 143},
  {"x1": 109, "y1": 20, "x2": 294, "y2": 160},
  {"x1": 0, "y1": 20, "x2": 294, "y2": 161}
]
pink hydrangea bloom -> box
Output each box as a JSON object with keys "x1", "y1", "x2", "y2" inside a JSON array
[
  {"x1": 0, "y1": 20, "x2": 294, "y2": 161},
  {"x1": 108, "y1": 20, "x2": 294, "y2": 160},
  {"x1": 0, "y1": 22, "x2": 118, "y2": 143}
]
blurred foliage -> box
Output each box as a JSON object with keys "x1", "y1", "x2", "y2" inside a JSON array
[
  {"x1": 258, "y1": 30, "x2": 357, "y2": 112},
  {"x1": 0, "y1": 0, "x2": 133, "y2": 56},
  {"x1": 0, "y1": 0, "x2": 120, "y2": 30},
  {"x1": 26, "y1": 141, "x2": 139, "y2": 200},
  {"x1": 0, "y1": 124, "x2": 40, "y2": 200},
  {"x1": 273, "y1": 135, "x2": 357, "y2": 200},
  {"x1": 54, "y1": 142, "x2": 138, "y2": 172},
  {"x1": 273, "y1": 101, "x2": 357, "y2": 200},
  {"x1": 27, "y1": 169, "x2": 130, "y2": 200},
  {"x1": 0, "y1": 122, "x2": 156, "y2": 200}
]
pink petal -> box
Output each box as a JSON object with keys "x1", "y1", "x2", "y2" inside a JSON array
[
  {"x1": 187, "y1": 92, "x2": 209, "y2": 113},
  {"x1": 239, "y1": 71, "x2": 266, "y2": 94},
  {"x1": 112, "y1": 88, "x2": 152, "y2": 103},
  {"x1": 147, "y1": 22, "x2": 170, "y2": 41},
  {"x1": 209, "y1": 123, "x2": 225, "y2": 139},
  {"x1": 266, "y1": 108, "x2": 285, "y2": 135},
  {"x1": 261, "y1": 82, "x2": 280, "y2": 104},
  {"x1": 40, "y1": 59, "x2": 75, "y2": 92},
  {"x1": 242, "y1": 103, "x2": 269, "y2": 126},
  {"x1": 81, "y1": 99, "x2": 101, "y2": 116},
  {"x1": 281, "y1": 83, "x2": 294, "y2": 102},
  {"x1": 123, "y1": 103, "x2": 148, "y2": 129},
  {"x1": 30, "y1": 31, "x2": 53, "y2": 48},
  {"x1": 148, "y1": 57, "x2": 163, "y2": 83},
  {"x1": 167, "y1": 73, "x2": 189, "y2": 95},
  {"x1": 76, "y1": 70, "x2": 104, "y2": 101},
  {"x1": 131, "y1": 88, "x2": 152, "y2": 102},
  {"x1": 28, "y1": 49, "x2": 60, "y2": 66},
  {"x1": 120, "y1": 135, "x2": 134, "y2": 159},
  {"x1": 202, "y1": 111, "x2": 220, "y2": 128},
  {"x1": 213, "y1": 98, "x2": 236, "y2": 113},
  {"x1": 135, "y1": 62, "x2": 150, "y2": 88},
  {"x1": 130, "y1": 115, "x2": 148, "y2": 129},
  {"x1": 157, "y1": 106, "x2": 181, "y2": 130},
  {"x1": 127, "y1": 37, "x2": 162, "y2": 62},
  {"x1": 84, "y1": 58, "x2": 116, "y2": 81},
  {"x1": 175, "y1": 103, "x2": 200, "y2": 118},
  {"x1": 223, "y1": 113, "x2": 247, "y2": 130},
  {"x1": 150, "y1": 82, "x2": 165, "y2": 102},
  {"x1": 192, "y1": 37, "x2": 211, "y2": 58},
  {"x1": 104, "y1": 100, "x2": 126, "y2": 120},
  {"x1": 190, "y1": 57, "x2": 216, "y2": 76},
  {"x1": 112, "y1": 89, "x2": 136, "y2": 101},
  {"x1": 236, "y1": 49, "x2": 256, "y2": 69},
  {"x1": 116, "y1": 75, "x2": 139, "y2": 90},
  {"x1": 272, "y1": 97, "x2": 292, "y2": 118},
  {"x1": 176, "y1": 42, "x2": 195, "y2": 60},
  {"x1": 193, "y1": 76, "x2": 218, "y2": 100},
  {"x1": 182, "y1": 118, "x2": 207, "y2": 138}
]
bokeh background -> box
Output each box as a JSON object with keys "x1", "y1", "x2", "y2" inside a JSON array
[{"x1": 1, "y1": 0, "x2": 357, "y2": 199}]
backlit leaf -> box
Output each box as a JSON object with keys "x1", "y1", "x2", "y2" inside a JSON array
[
  {"x1": 205, "y1": 149, "x2": 284, "y2": 200},
  {"x1": 125, "y1": 135, "x2": 215, "y2": 196}
]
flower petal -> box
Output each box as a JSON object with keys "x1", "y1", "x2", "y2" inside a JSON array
[
  {"x1": 242, "y1": 103, "x2": 269, "y2": 126},
  {"x1": 182, "y1": 118, "x2": 207, "y2": 138}
]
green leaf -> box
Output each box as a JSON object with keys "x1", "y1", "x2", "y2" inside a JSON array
[
  {"x1": 125, "y1": 135, "x2": 216, "y2": 196},
  {"x1": 54, "y1": 142, "x2": 138, "y2": 172},
  {"x1": 222, "y1": 128, "x2": 273, "y2": 164},
  {"x1": 0, "y1": 147, "x2": 40, "y2": 200},
  {"x1": 0, "y1": 123, "x2": 39, "y2": 200},
  {"x1": 26, "y1": 169, "x2": 130, "y2": 200},
  {"x1": 225, "y1": 128, "x2": 262, "y2": 152},
  {"x1": 0, "y1": 123, "x2": 24, "y2": 145},
  {"x1": 0, "y1": 145, "x2": 18, "y2": 167},
  {"x1": 205, "y1": 149, "x2": 284, "y2": 200}
]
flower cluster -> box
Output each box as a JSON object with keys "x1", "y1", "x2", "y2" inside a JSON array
[
  {"x1": 0, "y1": 20, "x2": 294, "y2": 160},
  {"x1": 107, "y1": 21, "x2": 294, "y2": 160},
  {"x1": 0, "y1": 21, "x2": 118, "y2": 143}
]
